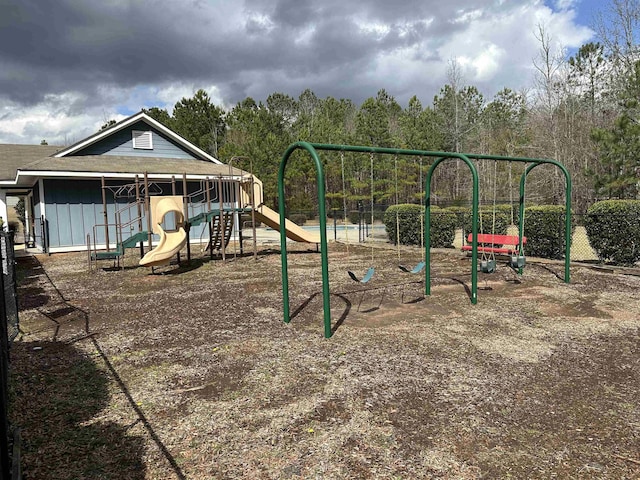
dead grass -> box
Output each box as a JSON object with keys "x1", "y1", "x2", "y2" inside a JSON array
[{"x1": 10, "y1": 243, "x2": 640, "y2": 479}]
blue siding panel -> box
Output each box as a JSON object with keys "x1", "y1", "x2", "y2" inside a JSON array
[
  {"x1": 41, "y1": 178, "x2": 235, "y2": 249},
  {"x1": 47, "y1": 204, "x2": 60, "y2": 247},
  {"x1": 83, "y1": 203, "x2": 98, "y2": 246},
  {"x1": 75, "y1": 121, "x2": 203, "y2": 159},
  {"x1": 57, "y1": 203, "x2": 73, "y2": 246},
  {"x1": 69, "y1": 202, "x2": 86, "y2": 245}
]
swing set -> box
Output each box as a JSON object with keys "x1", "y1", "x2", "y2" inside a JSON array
[{"x1": 278, "y1": 142, "x2": 572, "y2": 338}]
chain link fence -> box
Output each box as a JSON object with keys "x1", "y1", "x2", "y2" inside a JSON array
[
  {"x1": 569, "y1": 215, "x2": 598, "y2": 262},
  {"x1": 0, "y1": 230, "x2": 20, "y2": 478},
  {"x1": 2, "y1": 233, "x2": 19, "y2": 341}
]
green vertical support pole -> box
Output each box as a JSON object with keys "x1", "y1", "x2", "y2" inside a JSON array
[
  {"x1": 424, "y1": 160, "x2": 439, "y2": 296},
  {"x1": 278, "y1": 142, "x2": 332, "y2": 338},
  {"x1": 518, "y1": 165, "x2": 530, "y2": 276},
  {"x1": 561, "y1": 163, "x2": 572, "y2": 283},
  {"x1": 467, "y1": 158, "x2": 480, "y2": 304}
]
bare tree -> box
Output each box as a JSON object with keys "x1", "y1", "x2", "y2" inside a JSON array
[
  {"x1": 530, "y1": 24, "x2": 569, "y2": 203},
  {"x1": 594, "y1": 0, "x2": 640, "y2": 74}
]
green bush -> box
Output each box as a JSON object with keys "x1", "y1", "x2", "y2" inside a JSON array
[
  {"x1": 463, "y1": 209, "x2": 509, "y2": 237},
  {"x1": 383, "y1": 205, "x2": 456, "y2": 248},
  {"x1": 523, "y1": 205, "x2": 572, "y2": 259},
  {"x1": 347, "y1": 210, "x2": 374, "y2": 225},
  {"x1": 384, "y1": 204, "x2": 423, "y2": 245},
  {"x1": 430, "y1": 208, "x2": 457, "y2": 248},
  {"x1": 289, "y1": 213, "x2": 307, "y2": 226},
  {"x1": 584, "y1": 200, "x2": 640, "y2": 265},
  {"x1": 495, "y1": 203, "x2": 520, "y2": 226},
  {"x1": 445, "y1": 204, "x2": 518, "y2": 231},
  {"x1": 445, "y1": 206, "x2": 469, "y2": 229}
]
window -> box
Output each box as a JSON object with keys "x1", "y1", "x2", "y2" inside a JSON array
[{"x1": 132, "y1": 130, "x2": 153, "y2": 149}]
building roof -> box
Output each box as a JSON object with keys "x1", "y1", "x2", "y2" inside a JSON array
[
  {"x1": 20, "y1": 155, "x2": 247, "y2": 178},
  {"x1": 0, "y1": 144, "x2": 64, "y2": 181},
  {"x1": 0, "y1": 146, "x2": 249, "y2": 185},
  {"x1": 53, "y1": 111, "x2": 221, "y2": 164}
]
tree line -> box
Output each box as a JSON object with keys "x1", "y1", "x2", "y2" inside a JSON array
[{"x1": 142, "y1": 0, "x2": 640, "y2": 216}]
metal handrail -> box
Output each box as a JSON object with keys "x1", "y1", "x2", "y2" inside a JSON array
[
  {"x1": 115, "y1": 200, "x2": 145, "y2": 235},
  {"x1": 92, "y1": 222, "x2": 121, "y2": 252}
]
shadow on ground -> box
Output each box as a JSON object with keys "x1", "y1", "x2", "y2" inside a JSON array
[{"x1": 10, "y1": 340, "x2": 146, "y2": 480}]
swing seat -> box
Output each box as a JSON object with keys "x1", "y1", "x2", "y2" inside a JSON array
[
  {"x1": 480, "y1": 259, "x2": 497, "y2": 273},
  {"x1": 398, "y1": 261, "x2": 425, "y2": 274},
  {"x1": 348, "y1": 267, "x2": 375, "y2": 284},
  {"x1": 510, "y1": 254, "x2": 526, "y2": 269}
]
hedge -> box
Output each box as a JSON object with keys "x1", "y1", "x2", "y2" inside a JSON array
[
  {"x1": 289, "y1": 213, "x2": 307, "y2": 226},
  {"x1": 383, "y1": 204, "x2": 456, "y2": 248},
  {"x1": 384, "y1": 204, "x2": 423, "y2": 246},
  {"x1": 584, "y1": 200, "x2": 640, "y2": 265},
  {"x1": 463, "y1": 210, "x2": 509, "y2": 237},
  {"x1": 523, "y1": 205, "x2": 572, "y2": 259},
  {"x1": 445, "y1": 206, "x2": 468, "y2": 229},
  {"x1": 340, "y1": 207, "x2": 386, "y2": 224},
  {"x1": 430, "y1": 208, "x2": 458, "y2": 248},
  {"x1": 495, "y1": 203, "x2": 520, "y2": 226}
]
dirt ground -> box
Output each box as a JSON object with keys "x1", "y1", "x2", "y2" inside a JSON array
[{"x1": 9, "y1": 242, "x2": 640, "y2": 479}]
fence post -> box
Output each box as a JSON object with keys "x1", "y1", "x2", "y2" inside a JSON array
[{"x1": 0, "y1": 232, "x2": 14, "y2": 478}]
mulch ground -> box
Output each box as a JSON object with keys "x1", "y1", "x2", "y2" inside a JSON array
[{"x1": 9, "y1": 242, "x2": 640, "y2": 479}]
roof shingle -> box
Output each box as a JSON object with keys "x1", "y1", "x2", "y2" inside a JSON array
[{"x1": 0, "y1": 145, "x2": 247, "y2": 183}]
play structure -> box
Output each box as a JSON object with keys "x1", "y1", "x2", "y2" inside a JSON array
[
  {"x1": 277, "y1": 142, "x2": 572, "y2": 338},
  {"x1": 88, "y1": 169, "x2": 319, "y2": 271}
]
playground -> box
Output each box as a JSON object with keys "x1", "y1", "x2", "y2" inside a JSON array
[{"x1": 11, "y1": 238, "x2": 640, "y2": 479}]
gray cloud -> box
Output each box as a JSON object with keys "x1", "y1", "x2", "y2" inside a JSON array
[{"x1": 0, "y1": 0, "x2": 594, "y2": 143}]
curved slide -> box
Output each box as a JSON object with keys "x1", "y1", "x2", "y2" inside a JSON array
[
  {"x1": 139, "y1": 196, "x2": 188, "y2": 267},
  {"x1": 254, "y1": 205, "x2": 320, "y2": 244}
]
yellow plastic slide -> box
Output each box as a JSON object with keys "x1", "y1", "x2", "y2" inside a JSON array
[
  {"x1": 254, "y1": 205, "x2": 320, "y2": 244},
  {"x1": 239, "y1": 175, "x2": 318, "y2": 243},
  {"x1": 139, "y1": 196, "x2": 188, "y2": 267}
]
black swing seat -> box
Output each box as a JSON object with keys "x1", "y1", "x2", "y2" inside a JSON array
[
  {"x1": 398, "y1": 261, "x2": 425, "y2": 274},
  {"x1": 348, "y1": 266, "x2": 375, "y2": 284},
  {"x1": 510, "y1": 254, "x2": 526, "y2": 269},
  {"x1": 480, "y1": 259, "x2": 497, "y2": 273}
]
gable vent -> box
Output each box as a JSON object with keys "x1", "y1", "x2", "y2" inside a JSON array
[{"x1": 132, "y1": 130, "x2": 153, "y2": 149}]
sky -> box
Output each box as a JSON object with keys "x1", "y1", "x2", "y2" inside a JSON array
[{"x1": 0, "y1": 0, "x2": 605, "y2": 145}]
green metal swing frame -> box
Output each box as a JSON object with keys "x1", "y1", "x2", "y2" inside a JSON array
[{"x1": 278, "y1": 142, "x2": 572, "y2": 338}]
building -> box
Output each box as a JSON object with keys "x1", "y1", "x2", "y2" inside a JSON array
[{"x1": 0, "y1": 111, "x2": 251, "y2": 253}]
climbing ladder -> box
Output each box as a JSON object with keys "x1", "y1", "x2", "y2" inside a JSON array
[{"x1": 204, "y1": 212, "x2": 234, "y2": 253}]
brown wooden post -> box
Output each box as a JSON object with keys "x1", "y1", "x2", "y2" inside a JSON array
[
  {"x1": 233, "y1": 175, "x2": 241, "y2": 258},
  {"x1": 170, "y1": 175, "x2": 180, "y2": 263},
  {"x1": 218, "y1": 174, "x2": 225, "y2": 261},
  {"x1": 183, "y1": 173, "x2": 191, "y2": 262},
  {"x1": 135, "y1": 175, "x2": 144, "y2": 258},
  {"x1": 205, "y1": 177, "x2": 213, "y2": 259},
  {"x1": 101, "y1": 176, "x2": 109, "y2": 251},
  {"x1": 144, "y1": 172, "x2": 152, "y2": 250},
  {"x1": 250, "y1": 174, "x2": 258, "y2": 261}
]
